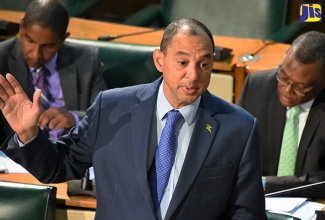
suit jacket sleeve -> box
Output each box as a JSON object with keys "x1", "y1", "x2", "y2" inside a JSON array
[{"x1": 0, "y1": 92, "x2": 106, "y2": 183}]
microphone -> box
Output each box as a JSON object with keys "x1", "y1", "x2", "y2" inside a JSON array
[
  {"x1": 98, "y1": 28, "x2": 161, "y2": 41},
  {"x1": 265, "y1": 180, "x2": 325, "y2": 197},
  {"x1": 81, "y1": 168, "x2": 92, "y2": 191},
  {"x1": 238, "y1": 39, "x2": 274, "y2": 62}
]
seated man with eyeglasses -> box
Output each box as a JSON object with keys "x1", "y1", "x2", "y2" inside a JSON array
[{"x1": 238, "y1": 31, "x2": 325, "y2": 198}]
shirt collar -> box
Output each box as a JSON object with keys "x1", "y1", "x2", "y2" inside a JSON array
[
  {"x1": 157, "y1": 80, "x2": 200, "y2": 125},
  {"x1": 299, "y1": 98, "x2": 314, "y2": 112},
  {"x1": 287, "y1": 98, "x2": 314, "y2": 112}
]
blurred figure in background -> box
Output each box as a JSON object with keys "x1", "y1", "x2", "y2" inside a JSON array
[
  {"x1": 239, "y1": 31, "x2": 325, "y2": 198},
  {"x1": 0, "y1": 0, "x2": 106, "y2": 172}
]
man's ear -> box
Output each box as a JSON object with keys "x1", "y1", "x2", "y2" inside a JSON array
[
  {"x1": 19, "y1": 17, "x2": 24, "y2": 30},
  {"x1": 153, "y1": 49, "x2": 164, "y2": 73},
  {"x1": 62, "y1": 32, "x2": 70, "y2": 41}
]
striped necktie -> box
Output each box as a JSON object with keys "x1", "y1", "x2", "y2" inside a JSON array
[
  {"x1": 34, "y1": 67, "x2": 51, "y2": 112},
  {"x1": 277, "y1": 106, "x2": 303, "y2": 176}
]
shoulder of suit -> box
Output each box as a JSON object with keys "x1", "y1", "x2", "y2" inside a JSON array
[
  {"x1": 249, "y1": 69, "x2": 276, "y2": 79},
  {"x1": 0, "y1": 37, "x2": 18, "y2": 51}
]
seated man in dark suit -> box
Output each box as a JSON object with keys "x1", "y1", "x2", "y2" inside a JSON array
[
  {"x1": 0, "y1": 18, "x2": 266, "y2": 219},
  {"x1": 0, "y1": 0, "x2": 106, "y2": 172},
  {"x1": 238, "y1": 31, "x2": 325, "y2": 198}
]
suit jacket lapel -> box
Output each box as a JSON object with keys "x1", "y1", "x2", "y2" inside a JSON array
[
  {"x1": 56, "y1": 44, "x2": 78, "y2": 110},
  {"x1": 165, "y1": 92, "x2": 219, "y2": 219},
  {"x1": 130, "y1": 79, "x2": 161, "y2": 214},
  {"x1": 9, "y1": 40, "x2": 29, "y2": 95},
  {"x1": 296, "y1": 90, "x2": 325, "y2": 175},
  {"x1": 268, "y1": 90, "x2": 286, "y2": 174}
]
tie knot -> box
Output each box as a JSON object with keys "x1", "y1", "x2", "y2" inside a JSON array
[
  {"x1": 34, "y1": 67, "x2": 50, "y2": 76},
  {"x1": 290, "y1": 106, "x2": 302, "y2": 119},
  {"x1": 166, "y1": 110, "x2": 183, "y2": 126}
]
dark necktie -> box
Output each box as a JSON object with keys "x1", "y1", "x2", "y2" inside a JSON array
[
  {"x1": 34, "y1": 67, "x2": 51, "y2": 112},
  {"x1": 149, "y1": 110, "x2": 183, "y2": 208}
]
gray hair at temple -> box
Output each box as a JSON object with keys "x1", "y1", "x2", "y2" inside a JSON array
[
  {"x1": 160, "y1": 18, "x2": 215, "y2": 55},
  {"x1": 22, "y1": 0, "x2": 69, "y2": 38},
  {"x1": 290, "y1": 31, "x2": 325, "y2": 71}
]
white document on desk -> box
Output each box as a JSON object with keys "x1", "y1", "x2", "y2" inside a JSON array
[
  {"x1": 0, "y1": 154, "x2": 7, "y2": 173},
  {"x1": 0, "y1": 151, "x2": 28, "y2": 173},
  {"x1": 266, "y1": 197, "x2": 325, "y2": 220}
]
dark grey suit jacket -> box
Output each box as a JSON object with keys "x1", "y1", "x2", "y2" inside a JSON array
[
  {"x1": 238, "y1": 69, "x2": 325, "y2": 198},
  {"x1": 1, "y1": 78, "x2": 266, "y2": 219},
  {"x1": 0, "y1": 37, "x2": 107, "y2": 143}
]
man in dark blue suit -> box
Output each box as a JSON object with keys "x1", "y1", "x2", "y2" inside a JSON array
[{"x1": 0, "y1": 18, "x2": 266, "y2": 219}]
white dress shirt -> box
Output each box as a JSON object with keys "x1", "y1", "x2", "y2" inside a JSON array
[{"x1": 285, "y1": 99, "x2": 314, "y2": 146}]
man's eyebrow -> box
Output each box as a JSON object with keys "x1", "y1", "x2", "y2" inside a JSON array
[
  {"x1": 175, "y1": 51, "x2": 190, "y2": 56},
  {"x1": 202, "y1": 53, "x2": 213, "y2": 58},
  {"x1": 25, "y1": 33, "x2": 32, "y2": 40},
  {"x1": 281, "y1": 68, "x2": 305, "y2": 85}
]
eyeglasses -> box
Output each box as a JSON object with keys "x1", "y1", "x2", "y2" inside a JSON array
[{"x1": 275, "y1": 64, "x2": 323, "y2": 96}]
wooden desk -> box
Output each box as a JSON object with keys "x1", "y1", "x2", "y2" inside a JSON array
[
  {"x1": 0, "y1": 173, "x2": 96, "y2": 209},
  {"x1": 0, "y1": 9, "x2": 154, "y2": 41},
  {"x1": 0, "y1": 9, "x2": 290, "y2": 102}
]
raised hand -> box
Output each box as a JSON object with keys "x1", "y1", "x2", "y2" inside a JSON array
[{"x1": 0, "y1": 74, "x2": 41, "y2": 143}]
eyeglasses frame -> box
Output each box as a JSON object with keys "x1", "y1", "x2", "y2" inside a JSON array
[{"x1": 275, "y1": 64, "x2": 324, "y2": 97}]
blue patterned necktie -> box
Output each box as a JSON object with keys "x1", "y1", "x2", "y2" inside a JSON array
[
  {"x1": 149, "y1": 110, "x2": 183, "y2": 208},
  {"x1": 34, "y1": 67, "x2": 51, "y2": 112},
  {"x1": 277, "y1": 106, "x2": 302, "y2": 176}
]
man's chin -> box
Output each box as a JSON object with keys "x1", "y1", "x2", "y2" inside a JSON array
[{"x1": 279, "y1": 96, "x2": 295, "y2": 108}]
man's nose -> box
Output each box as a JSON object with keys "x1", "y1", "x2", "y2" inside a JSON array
[
  {"x1": 284, "y1": 83, "x2": 296, "y2": 94},
  {"x1": 186, "y1": 65, "x2": 200, "y2": 80},
  {"x1": 31, "y1": 46, "x2": 42, "y2": 60}
]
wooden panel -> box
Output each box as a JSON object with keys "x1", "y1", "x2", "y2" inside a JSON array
[{"x1": 55, "y1": 208, "x2": 96, "y2": 220}]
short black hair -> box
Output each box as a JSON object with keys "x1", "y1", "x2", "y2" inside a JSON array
[
  {"x1": 291, "y1": 31, "x2": 325, "y2": 71},
  {"x1": 160, "y1": 18, "x2": 215, "y2": 54},
  {"x1": 22, "y1": 0, "x2": 69, "y2": 38}
]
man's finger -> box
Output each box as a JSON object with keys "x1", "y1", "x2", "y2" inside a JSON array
[
  {"x1": 33, "y1": 89, "x2": 42, "y2": 113},
  {"x1": 5, "y1": 73, "x2": 26, "y2": 95}
]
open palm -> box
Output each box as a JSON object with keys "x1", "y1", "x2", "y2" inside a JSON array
[{"x1": 0, "y1": 74, "x2": 41, "y2": 141}]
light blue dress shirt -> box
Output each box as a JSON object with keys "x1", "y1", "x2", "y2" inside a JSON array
[{"x1": 155, "y1": 81, "x2": 200, "y2": 219}]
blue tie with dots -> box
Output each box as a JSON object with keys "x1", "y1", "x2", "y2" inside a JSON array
[{"x1": 149, "y1": 110, "x2": 183, "y2": 208}]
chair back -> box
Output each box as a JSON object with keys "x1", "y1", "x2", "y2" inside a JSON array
[
  {"x1": 161, "y1": 0, "x2": 290, "y2": 40},
  {"x1": 0, "y1": 181, "x2": 57, "y2": 220},
  {"x1": 66, "y1": 38, "x2": 162, "y2": 89}
]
